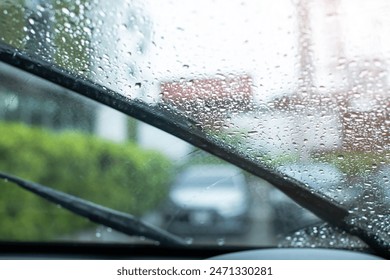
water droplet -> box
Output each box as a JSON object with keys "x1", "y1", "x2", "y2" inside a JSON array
[
  {"x1": 248, "y1": 130, "x2": 258, "y2": 135},
  {"x1": 217, "y1": 238, "x2": 225, "y2": 246},
  {"x1": 139, "y1": 236, "x2": 146, "y2": 241},
  {"x1": 61, "y1": 7, "x2": 70, "y2": 16},
  {"x1": 184, "y1": 237, "x2": 193, "y2": 245}
]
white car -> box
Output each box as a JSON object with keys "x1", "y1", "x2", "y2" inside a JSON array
[{"x1": 162, "y1": 165, "x2": 251, "y2": 235}]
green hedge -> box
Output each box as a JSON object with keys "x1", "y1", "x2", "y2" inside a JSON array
[
  {"x1": 0, "y1": 122, "x2": 172, "y2": 240},
  {"x1": 0, "y1": 0, "x2": 91, "y2": 74}
]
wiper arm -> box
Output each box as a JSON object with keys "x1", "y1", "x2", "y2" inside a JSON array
[{"x1": 0, "y1": 171, "x2": 186, "y2": 247}]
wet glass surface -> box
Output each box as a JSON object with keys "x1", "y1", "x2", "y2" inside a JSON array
[{"x1": 0, "y1": 0, "x2": 389, "y2": 250}]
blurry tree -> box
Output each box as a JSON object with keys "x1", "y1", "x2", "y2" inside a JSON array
[{"x1": 0, "y1": 0, "x2": 153, "y2": 141}]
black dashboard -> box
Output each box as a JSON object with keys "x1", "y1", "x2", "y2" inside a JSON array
[{"x1": 0, "y1": 242, "x2": 382, "y2": 260}]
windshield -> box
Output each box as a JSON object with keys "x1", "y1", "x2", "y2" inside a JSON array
[{"x1": 0, "y1": 0, "x2": 389, "y2": 253}]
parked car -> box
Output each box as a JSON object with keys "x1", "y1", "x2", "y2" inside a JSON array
[{"x1": 162, "y1": 165, "x2": 251, "y2": 236}]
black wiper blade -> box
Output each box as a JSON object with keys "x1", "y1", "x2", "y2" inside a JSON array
[{"x1": 0, "y1": 171, "x2": 186, "y2": 247}]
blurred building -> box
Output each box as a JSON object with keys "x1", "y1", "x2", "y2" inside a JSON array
[{"x1": 160, "y1": 74, "x2": 254, "y2": 129}]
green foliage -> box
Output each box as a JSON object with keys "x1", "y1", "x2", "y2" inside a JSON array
[
  {"x1": 0, "y1": 0, "x2": 26, "y2": 48},
  {"x1": 314, "y1": 151, "x2": 390, "y2": 176},
  {"x1": 0, "y1": 0, "x2": 90, "y2": 74},
  {"x1": 0, "y1": 121, "x2": 173, "y2": 240},
  {"x1": 51, "y1": 0, "x2": 91, "y2": 74},
  {"x1": 181, "y1": 148, "x2": 227, "y2": 169}
]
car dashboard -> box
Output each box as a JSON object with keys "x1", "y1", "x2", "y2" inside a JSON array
[{"x1": 0, "y1": 242, "x2": 383, "y2": 260}]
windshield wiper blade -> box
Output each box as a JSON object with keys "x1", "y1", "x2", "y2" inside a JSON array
[
  {"x1": 0, "y1": 171, "x2": 186, "y2": 247},
  {"x1": 0, "y1": 43, "x2": 389, "y2": 257}
]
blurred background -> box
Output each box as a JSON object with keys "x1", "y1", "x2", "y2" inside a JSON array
[{"x1": 1, "y1": 0, "x2": 390, "y2": 246}]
